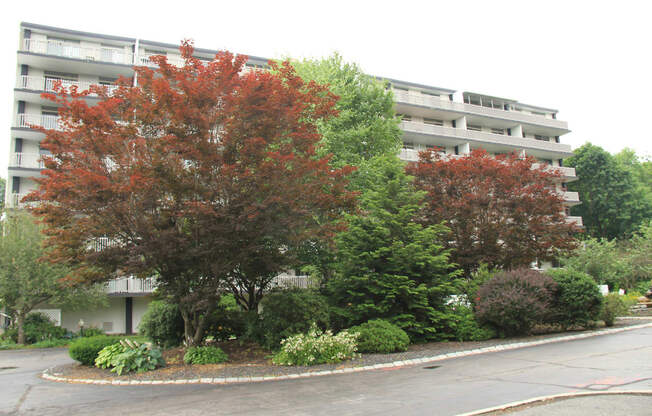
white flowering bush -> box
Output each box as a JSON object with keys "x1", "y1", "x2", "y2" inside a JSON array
[{"x1": 272, "y1": 324, "x2": 359, "y2": 366}]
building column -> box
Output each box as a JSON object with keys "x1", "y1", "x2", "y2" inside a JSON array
[{"x1": 125, "y1": 297, "x2": 133, "y2": 334}]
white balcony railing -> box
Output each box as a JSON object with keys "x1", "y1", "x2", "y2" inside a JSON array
[
  {"x1": 10, "y1": 152, "x2": 45, "y2": 169},
  {"x1": 400, "y1": 120, "x2": 573, "y2": 155},
  {"x1": 566, "y1": 216, "x2": 583, "y2": 227},
  {"x1": 6, "y1": 193, "x2": 33, "y2": 208},
  {"x1": 22, "y1": 39, "x2": 134, "y2": 65},
  {"x1": 138, "y1": 54, "x2": 186, "y2": 68},
  {"x1": 392, "y1": 90, "x2": 569, "y2": 131},
  {"x1": 106, "y1": 277, "x2": 157, "y2": 295},
  {"x1": 269, "y1": 274, "x2": 313, "y2": 289},
  {"x1": 16, "y1": 75, "x2": 120, "y2": 95},
  {"x1": 561, "y1": 191, "x2": 580, "y2": 204},
  {"x1": 15, "y1": 113, "x2": 61, "y2": 130}
]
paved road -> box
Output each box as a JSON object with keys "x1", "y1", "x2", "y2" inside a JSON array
[{"x1": 1, "y1": 327, "x2": 651, "y2": 415}]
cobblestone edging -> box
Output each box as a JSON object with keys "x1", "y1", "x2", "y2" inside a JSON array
[{"x1": 41, "y1": 322, "x2": 652, "y2": 386}]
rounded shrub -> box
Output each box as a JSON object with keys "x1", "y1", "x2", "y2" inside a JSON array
[
  {"x1": 138, "y1": 300, "x2": 184, "y2": 348},
  {"x1": 601, "y1": 293, "x2": 627, "y2": 326},
  {"x1": 183, "y1": 346, "x2": 229, "y2": 365},
  {"x1": 348, "y1": 319, "x2": 410, "y2": 353},
  {"x1": 255, "y1": 288, "x2": 330, "y2": 350},
  {"x1": 449, "y1": 304, "x2": 496, "y2": 341},
  {"x1": 546, "y1": 268, "x2": 603, "y2": 328},
  {"x1": 272, "y1": 325, "x2": 358, "y2": 366},
  {"x1": 475, "y1": 268, "x2": 556, "y2": 337},
  {"x1": 69, "y1": 336, "x2": 121, "y2": 365}
]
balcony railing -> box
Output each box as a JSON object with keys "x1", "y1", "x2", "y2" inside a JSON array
[
  {"x1": 400, "y1": 120, "x2": 573, "y2": 155},
  {"x1": 566, "y1": 216, "x2": 583, "y2": 227},
  {"x1": 269, "y1": 274, "x2": 313, "y2": 289},
  {"x1": 15, "y1": 113, "x2": 61, "y2": 130},
  {"x1": 138, "y1": 54, "x2": 185, "y2": 68},
  {"x1": 16, "y1": 75, "x2": 120, "y2": 95},
  {"x1": 22, "y1": 39, "x2": 133, "y2": 65},
  {"x1": 6, "y1": 193, "x2": 34, "y2": 208},
  {"x1": 10, "y1": 152, "x2": 45, "y2": 169},
  {"x1": 393, "y1": 90, "x2": 568, "y2": 130},
  {"x1": 106, "y1": 277, "x2": 157, "y2": 295},
  {"x1": 561, "y1": 191, "x2": 580, "y2": 204}
]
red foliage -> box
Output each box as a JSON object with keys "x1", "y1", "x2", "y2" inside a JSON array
[
  {"x1": 406, "y1": 149, "x2": 579, "y2": 275},
  {"x1": 27, "y1": 41, "x2": 356, "y2": 339}
]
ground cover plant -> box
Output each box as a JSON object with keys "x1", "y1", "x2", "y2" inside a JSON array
[
  {"x1": 183, "y1": 346, "x2": 229, "y2": 364},
  {"x1": 272, "y1": 325, "x2": 358, "y2": 366},
  {"x1": 94, "y1": 339, "x2": 164, "y2": 375}
]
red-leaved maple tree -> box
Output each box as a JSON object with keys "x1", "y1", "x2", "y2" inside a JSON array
[
  {"x1": 406, "y1": 149, "x2": 579, "y2": 275},
  {"x1": 28, "y1": 42, "x2": 355, "y2": 344}
]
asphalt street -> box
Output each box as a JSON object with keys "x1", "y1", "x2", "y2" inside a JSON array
[{"x1": 1, "y1": 326, "x2": 651, "y2": 415}]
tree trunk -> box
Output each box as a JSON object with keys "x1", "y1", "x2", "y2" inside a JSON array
[{"x1": 16, "y1": 312, "x2": 26, "y2": 345}]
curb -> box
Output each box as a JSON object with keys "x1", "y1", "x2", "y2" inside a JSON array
[
  {"x1": 41, "y1": 321, "x2": 652, "y2": 386},
  {"x1": 456, "y1": 390, "x2": 652, "y2": 416}
]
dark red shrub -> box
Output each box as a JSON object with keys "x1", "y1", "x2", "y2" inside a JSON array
[{"x1": 475, "y1": 268, "x2": 556, "y2": 337}]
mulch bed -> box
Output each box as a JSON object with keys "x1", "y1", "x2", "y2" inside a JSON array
[{"x1": 50, "y1": 317, "x2": 652, "y2": 382}]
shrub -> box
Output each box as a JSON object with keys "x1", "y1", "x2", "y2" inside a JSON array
[
  {"x1": 546, "y1": 269, "x2": 603, "y2": 329},
  {"x1": 30, "y1": 338, "x2": 69, "y2": 348},
  {"x1": 96, "y1": 339, "x2": 165, "y2": 375},
  {"x1": 205, "y1": 294, "x2": 247, "y2": 342},
  {"x1": 79, "y1": 327, "x2": 104, "y2": 337},
  {"x1": 272, "y1": 325, "x2": 358, "y2": 366},
  {"x1": 447, "y1": 303, "x2": 496, "y2": 341},
  {"x1": 475, "y1": 268, "x2": 556, "y2": 337},
  {"x1": 138, "y1": 301, "x2": 184, "y2": 348},
  {"x1": 601, "y1": 293, "x2": 627, "y2": 327},
  {"x1": 183, "y1": 346, "x2": 229, "y2": 365},
  {"x1": 6, "y1": 313, "x2": 67, "y2": 344},
  {"x1": 254, "y1": 288, "x2": 330, "y2": 350},
  {"x1": 348, "y1": 319, "x2": 409, "y2": 353},
  {"x1": 69, "y1": 335, "x2": 121, "y2": 365}
]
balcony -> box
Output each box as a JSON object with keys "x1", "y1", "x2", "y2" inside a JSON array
[
  {"x1": 106, "y1": 277, "x2": 157, "y2": 296},
  {"x1": 137, "y1": 54, "x2": 185, "y2": 68},
  {"x1": 6, "y1": 193, "x2": 34, "y2": 208},
  {"x1": 9, "y1": 152, "x2": 44, "y2": 169},
  {"x1": 269, "y1": 274, "x2": 313, "y2": 289},
  {"x1": 400, "y1": 120, "x2": 573, "y2": 156},
  {"x1": 15, "y1": 113, "x2": 61, "y2": 131},
  {"x1": 22, "y1": 39, "x2": 133, "y2": 65},
  {"x1": 393, "y1": 90, "x2": 568, "y2": 131},
  {"x1": 566, "y1": 216, "x2": 583, "y2": 227},
  {"x1": 16, "y1": 75, "x2": 120, "y2": 95},
  {"x1": 561, "y1": 191, "x2": 581, "y2": 205}
]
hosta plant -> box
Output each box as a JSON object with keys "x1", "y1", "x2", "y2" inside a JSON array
[{"x1": 95, "y1": 339, "x2": 165, "y2": 375}]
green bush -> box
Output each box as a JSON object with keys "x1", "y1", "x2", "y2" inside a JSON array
[
  {"x1": 348, "y1": 319, "x2": 409, "y2": 353},
  {"x1": 475, "y1": 268, "x2": 556, "y2": 337},
  {"x1": 272, "y1": 325, "x2": 358, "y2": 366},
  {"x1": 69, "y1": 335, "x2": 122, "y2": 365},
  {"x1": 79, "y1": 327, "x2": 104, "y2": 337},
  {"x1": 6, "y1": 313, "x2": 68, "y2": 344},
  {"x1": 183, "y1": 346, "x2": 229, "y2": 365},
  {"x1": 138, "y1": 300, "x2": 184, "y2": 348},
  {"x1": 205, "y1": 294, "x2": 247, "y2": 342},
  {"x1": 254, "y1": 288, "x2": 330, "y2": 350},
  {"x1": 30, "y1": 338, "x2": 69, "y2": 348},
  {"x1": 601, "y1": 293, "x2": 627, "y2": 326},
  {"x1": 546, "y1": 269, "x2": 603, "y2": 329},
  {"x1": 95, "y1": 339, "x2": 164, "y2": 375},
  {"x1": 448, "y1": 303, "x2": 496, "y2": 341}
]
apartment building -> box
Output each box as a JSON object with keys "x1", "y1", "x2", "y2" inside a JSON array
[{"x1": 5, "y1": 22, "x2": 581, "y2": 334}]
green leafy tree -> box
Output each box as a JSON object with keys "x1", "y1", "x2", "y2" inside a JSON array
[
  {"x1": 566, "y1": 143, "x2": 652, "y2": 239},
  {"x1": 0, "y1": 213, "x2": 106, "y2": 344},
  {"x1": 327, "y1": 156, "x2": 460, "y2": 341},
  {"x1": 621, "y1": 222, "x2": 652, "y2": 290},
  {"x1": 560, "y1": 238, "x2": 627, "y2": 290},
  {"x1": 288, "y1": 53, "x2": 402, "y2": 170},
  {"x1": 287, "y1": 54, "x2": 403, "y2": 282},
  {"x1": 0, "y1": 177, "x2": 5, "y2": 211}
]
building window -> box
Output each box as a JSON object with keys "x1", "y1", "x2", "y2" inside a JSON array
[
  {"x1": 423, "y1": 118, "x2": 443, "y2": 126},
  {"x1": 534, "y1": 135, "x2": 550, "y2": 141},
  {"x1": 402, "y1": 142, "x2": 414, "y2": 150},
  {"x1": 397, "y1": 114, "x2": 412, "y2": 122}
]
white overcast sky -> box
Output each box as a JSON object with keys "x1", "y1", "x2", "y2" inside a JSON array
[{"x1": 1, "y1": 0, "x2": 651, "y2": 178}]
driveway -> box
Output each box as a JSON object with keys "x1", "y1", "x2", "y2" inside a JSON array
[{"x1": 1, "y1": 326, "x2": 651, "y2": 415}]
